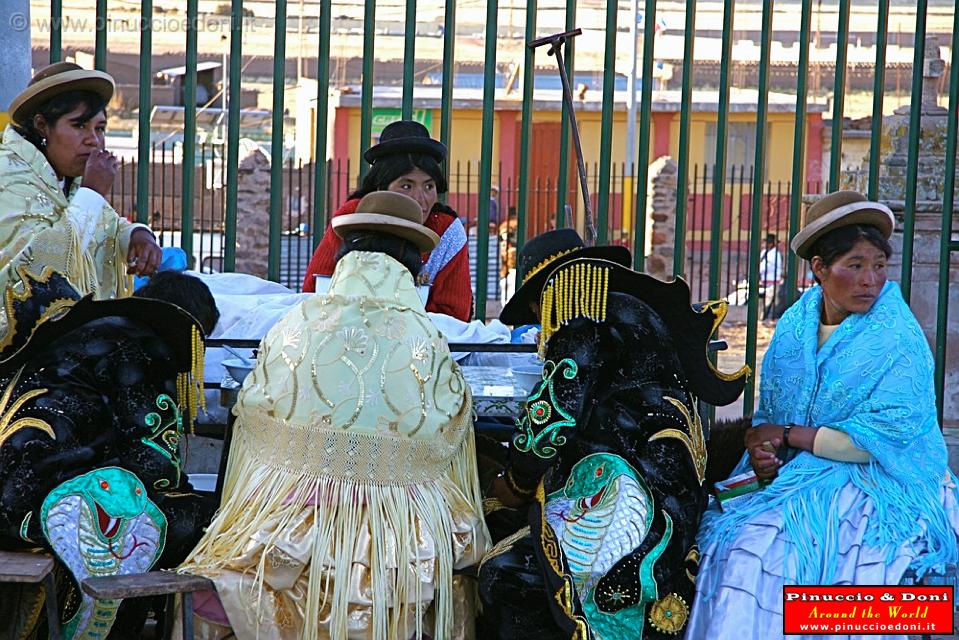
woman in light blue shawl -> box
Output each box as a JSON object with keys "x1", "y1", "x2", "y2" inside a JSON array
[{"x1": 688, "y1": 191, "x2": 959, "y2": 640}]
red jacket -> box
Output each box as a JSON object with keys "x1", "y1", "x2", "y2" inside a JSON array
[{"x1": 302, "y1": 198, "x2": 474, "y2": 321}]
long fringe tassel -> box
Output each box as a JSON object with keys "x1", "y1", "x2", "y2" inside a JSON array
[
  {"x1": 701, "y1": 456, "x2": 958, "y2": 592},
  {"x1": 183, "y1": 422, "x2": 487, "y2": 640}
]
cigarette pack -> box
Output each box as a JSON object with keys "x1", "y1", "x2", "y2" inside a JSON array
[{"x1": 713, "y1": 471, "x2": 766, "y2": 511}]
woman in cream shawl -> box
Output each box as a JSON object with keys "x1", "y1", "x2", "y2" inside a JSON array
[
  {"x1": 0, "y1": 62, "x2": 160, "y2": 347},
  {"x1": 182, "y1": 191, "x2": 489, "y2": 640}
]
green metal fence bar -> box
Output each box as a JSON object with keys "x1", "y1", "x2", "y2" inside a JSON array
[
  {"x1": 516, "y1": 0, "x2": 537, "y2": 252},
  {"x1": 50, "y1": 0, "x2": 62, "y2": 63},
  {"x1": 402, "y1": 0, "x2": 416, "y2": 120},
  {"x1": 595, "y1": 0, "x2": 618, "y2": 244},
  {"x1": 673, "y1": 0, "x2": 696, "y2": 278},
  {"x1": 359, "y1": 0, "x2": 376, "y2": 181},
  {"x1": 743, "y1": 0, "x2": 774, "y2": 416},
  {"x1": 555, "y1": 0, "x2": 576, "y2": 228},
  {"x1": 708, "y1": 0, "x2": 735, "y2": 302},
  {"x1": 934, "y1": 5, "x2": 959, "y2": 425},
  {"x1": 95, "y1": 0, "x2": 107, "y2": 70},
  {"x1": 135, "y1": 0, "x2": 153, "y2": 225},
  {"x1": 633, "y1": 0, "x2": 658, "y2": 271},
  {"x1": 311, "y1": 0, "x2": 332, "y2": 249},
  {"x1": 268, "y1": 0, "x2": 288, "y2": 282},
  {"x1": 900, "y1": 0, "x2": 928, "y2": 304},
  {"x1": 181, "y1": 0, "x2": 198, "y2": 263},
  {"x1": 438, "y1": 0, "x2": 456, "y2": 204},
  {"x1": 866, "y1": 0, "x2": 890, "y2": 201},
  {"x1": 785, "y1": 0, "x2": 812, "y2": 306},
  {"x1": 475, "y1": 0, "x2": 498, "y2": 320},
  {"x1": 827, "y1": 0, "x2": 850, "y2": 192},
  {"x1": 224, "y1": 0, "x2": 244, "y2": 270}
]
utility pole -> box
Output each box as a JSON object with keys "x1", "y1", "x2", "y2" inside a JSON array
[
  {"x1": 0, "y1": 0, "x2": 32, "y2": 127},
  {"x1": 623, "y1": 0, "x2": 640, "y2": 234}
]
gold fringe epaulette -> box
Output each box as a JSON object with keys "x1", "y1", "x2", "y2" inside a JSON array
[
  {"x1": 538, "y1": 261, "x2": 610, "y2": 357},
  {"x1": 176, "y1": 325, "x2": 206, "y2": 431}
]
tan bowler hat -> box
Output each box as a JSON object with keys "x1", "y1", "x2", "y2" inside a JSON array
[
  {"x1": 9, "y1": 62, "x2": 115, "y2": 126},
  {"x1": 332, "y1": 192, "x2": 440, "y2": 252},
  {"x1": 790, "y1": 190, "x2": 895, "y2": 260}
]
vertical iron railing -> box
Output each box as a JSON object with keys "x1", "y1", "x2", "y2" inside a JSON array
[
  {"x1": 359, "y1": 0, "x2": 376, "y2": 181},
  {"x1": 827, "y1": 0, "x2": 850, "y2": 192},
  {"x1": 866, "y1": 0, "x2": 890, "y2": 202},
  {"x1": 709, "y1": 0, "x2": 735, "y2": 302},
  {"x1": 135, "y1": 0, "x2": 152, "y2": 225},
  {"x1": 402, "y1": 0, "x2": 416, "y2": 120},
  {"x1": 633, "y1": 0, "x2": 658, "y2": 271},
  {"x1": 73, "y1": 0, "x2": 957, "y2": 423},
  {"x1": 359, "y1": 0, "x2": 376, "y2": 182},
  {"x1": 595, "y1": 0, "x2": 619, "y2": 244},
  {"x1": 312, "y1": 0, "x2": 332, "y2": 249},
  {"x1": 224, "y1": 0, "x2": 244, "y2": 271},
  {"x1": 900, "y1": 0, "x2": 928, "y2": 303},
  {"x1": 673, "y1": 0, "x2": 697, "y2": 278},
  {"x1": 439, "y1": 0, "x2": 456, "y2": 202},
  {"x1": 181, "y1": 0, "x2": 199, "y2": 264},
  {"x1": 268, "y1": 0, "x2": 288, "y2": 282},
  {"x1": 555, "y1": 0, "x2": 576, "y2": 229},
  {"x1": 785, "y1": 0, "x2": 813, "y2": 306},
  {"x1": 94, "y1": 0, "x2": 107, "y2": 70},
  {"x1": 475, "y1": 0, "x2": 499, "y2": 320},
  {"x1": 516, "y1": 0, "x2": 537, "y2": 253},
  {"x1": 743, "y1": 0, "x2": 774, "y2": 415},
  {"x1": 934, "y1": 5, "x2": 959, "y2": 424},
  {"x1": 50, "y1": 0, "x2": 62, "y2": 63}
]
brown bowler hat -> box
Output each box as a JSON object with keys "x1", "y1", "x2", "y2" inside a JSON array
[
  {"x1": 9, "y1": 62, "x2": 115, "y2": 126},
  {"x1": 790, "y1": 190, "x2": 895, "y2": 260},
  {"x1": 332, "y1": 191, "x2": 440, "y2": 253}
]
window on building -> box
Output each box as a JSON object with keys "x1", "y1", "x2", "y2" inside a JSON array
[{"x1": 703, "y1": 121, "x2": 768, "y2": 181}]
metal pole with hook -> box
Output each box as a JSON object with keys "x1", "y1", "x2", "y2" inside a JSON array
[{"x1": 529, "y1": 29, "x2": 596, "y2": 246}]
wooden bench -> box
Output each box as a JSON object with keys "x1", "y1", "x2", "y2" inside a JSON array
[
  {"x1": 81, "y1": 572, "x2": 214, "y2": 640},
  {"x1": 0, "y1": 550, "x2": 62, "y2": 640}
]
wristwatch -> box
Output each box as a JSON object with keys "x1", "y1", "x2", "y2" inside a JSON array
[{"x1": 782, "y1": 424, "x2": 792, "y2": 449}]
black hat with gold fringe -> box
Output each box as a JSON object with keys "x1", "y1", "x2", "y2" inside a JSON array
[
  {"x1": 537, "y1": 257, "x2": 750, "y2": 407},
  {"x1": 0, "y1": 266, "x2": 207, "y2": 423},
  {"x1": 500, "y1": 229, "x2": 632, "y2": 326}
]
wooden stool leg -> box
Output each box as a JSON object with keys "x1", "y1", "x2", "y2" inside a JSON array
[
  {"x1": 163, "y1": 593, "x2": 176, "y2": 640},
  {"x1": 43, "y1": 573, "x2": 61, "y2": 640},
  {"x1": 182, "y1": 592, "x2": 195, "y2": 640}
]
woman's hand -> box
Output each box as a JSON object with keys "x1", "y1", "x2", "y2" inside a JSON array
[
  {"x1": 81, "y1": 149, "x2": 119, "y2": 197},
  {"x1": 126, "y1": 229, "x2": 162, "y2": 276},
  {"x1": 745, "y1": 423, "x2": 785, "y2": 481}
]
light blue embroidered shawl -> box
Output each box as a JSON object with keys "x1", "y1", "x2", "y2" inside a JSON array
[{"x1": 700, "y1": 280, "x2": 957, "y2": 583}]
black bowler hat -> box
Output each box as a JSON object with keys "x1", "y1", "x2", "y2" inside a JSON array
[
  {"x1": 364, "y1": 120, "x2": 447, "y2": 164},
  {"x1": 499, "y1": 228, "x2": 632, "y2": 326}
]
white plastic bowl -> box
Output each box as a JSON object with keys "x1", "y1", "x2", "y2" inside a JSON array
[
  {"x1": 222, "y1": 358, "x2": 254, "y2": 384},
  {"x1": 511, "y1": 364, "x2": 544, "y2": 393},
  {"x1": 315, "y1": 274, "x2": 430, "y2": 305}
]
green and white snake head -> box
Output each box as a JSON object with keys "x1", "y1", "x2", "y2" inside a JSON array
[
  {"x1": 41, "y1": 467, "x2": 167, "y2": 640},
  {"x1": 562, "y1": 454, "x2": 637, "y2": 519}
]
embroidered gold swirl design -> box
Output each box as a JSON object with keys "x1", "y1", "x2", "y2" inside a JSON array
[
  {"x1": 0, "y1": 366, "x2": 54, "y2": 449},
  {"x1": 649, "y1": 396, "x2": 707, "y2": 485}
]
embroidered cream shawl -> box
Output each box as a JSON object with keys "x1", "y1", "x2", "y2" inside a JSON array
[
  {"x1": 183, "y1": 252, "x2": 488, "y2": 639},
  {"x1": 0, "y1": 125, "x2": 141, "y2": 347}
]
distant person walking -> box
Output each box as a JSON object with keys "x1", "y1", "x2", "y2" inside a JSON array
[{"x1": 759, "y1": 233, "x2": 783, "y2": 319}]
